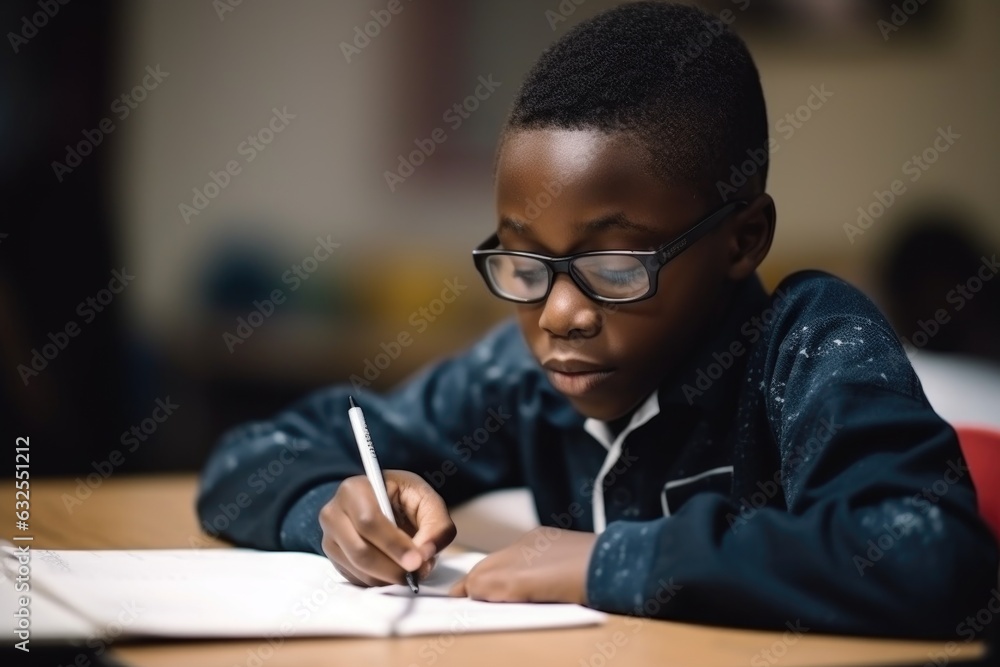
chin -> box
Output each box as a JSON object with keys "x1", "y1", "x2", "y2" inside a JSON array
[{"x1": 567, "y1": 395, "x2": 635, "y2": 423}]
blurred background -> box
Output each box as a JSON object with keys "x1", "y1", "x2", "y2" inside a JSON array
[{"x1": 2, "y1": 0, "x2": 998, "y2": 475}]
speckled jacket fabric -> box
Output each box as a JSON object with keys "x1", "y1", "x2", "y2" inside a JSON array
[{"x1": 198, "y1": 271, "x2": 998, "y2": 638}]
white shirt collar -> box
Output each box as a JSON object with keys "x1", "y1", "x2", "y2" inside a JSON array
[{"x1": 582, "y1": 390, "x2": 661, "y2": 451}]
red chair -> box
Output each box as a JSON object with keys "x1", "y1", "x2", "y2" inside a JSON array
[{"x1": 955, "y1": 425, "x2": 1000, "y2": 538}]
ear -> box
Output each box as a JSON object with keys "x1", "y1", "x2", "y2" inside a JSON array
[{"x1": 725, "y1": 193, "x2": 775, "y2": 281}]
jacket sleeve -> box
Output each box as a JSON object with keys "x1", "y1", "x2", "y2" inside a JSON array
[
  {"x1": 196, "y1": 321, "x2": 530, "y2": 554},
  {"x1": 586, "y1": 274, "x2": 999, "y2": 638}
]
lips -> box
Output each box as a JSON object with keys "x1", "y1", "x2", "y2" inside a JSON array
[{"x1": 542, "y1": 358, "x2": 616, "y2": 396}]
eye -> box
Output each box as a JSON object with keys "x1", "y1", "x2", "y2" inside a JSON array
[
  {"x1": 512, "y1": 264, "x2": 547, "y2": 287},
  {"x1": 595, "y1": 266, "x2": 645, "y2": 286},
  {"x1": 573, "y1": 255, "x2": 649, "y2": 298}
]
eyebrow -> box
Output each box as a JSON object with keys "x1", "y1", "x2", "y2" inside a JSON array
[
  {"x1": 498, "y1": 212, "x2": 657, "y2": 236},
  {"x1": 498, "y1": 216, "x2": 527, "y2": 235},
  {"x1": 574, "y1": 212, "x2": 657, "y2": 235}
]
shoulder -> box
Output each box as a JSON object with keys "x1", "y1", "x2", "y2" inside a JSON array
[
  {"x1": 754, "y1": 270, "x2": 921, "y2": 403},
  {"x1": 770, "y1": 270, "x2": 885, "y2": 321},
  {"x1": 763, "y1": 270, "x2": 899, "y2": 346}
]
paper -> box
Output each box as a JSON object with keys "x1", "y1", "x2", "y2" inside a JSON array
[{"x1": 0, "y1": 548, "x2": 604, "y2": 640}]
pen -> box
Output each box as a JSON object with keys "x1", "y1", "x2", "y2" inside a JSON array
[{"x1": 347, "y1": 395, "x2": 419, "y2": 594}]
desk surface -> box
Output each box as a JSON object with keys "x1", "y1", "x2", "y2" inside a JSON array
[{"x1": 27, "y1": 475, "x2": 986, "y2": 667}]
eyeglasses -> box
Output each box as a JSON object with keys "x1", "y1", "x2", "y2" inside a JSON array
[{"x1": 472, "y1": 200, "x2": 747, "y2": 304}]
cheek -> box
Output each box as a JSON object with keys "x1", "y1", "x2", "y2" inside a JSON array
[
  {"x1": 515, "y1": 306, "x2": 544, "y2": 343},
  {"x1": 601, "y1": 308, "x2": 681, "y2": 364},
  {"x1": 604, "y1": 266, "x2": 722, "y2": 360},
  {"x1": 654, "y1": 244, "x2": 728, "y2": 316}
]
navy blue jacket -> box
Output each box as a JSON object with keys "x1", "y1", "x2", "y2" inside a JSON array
[{"x1": 197, "y1": 271, "x2": 998, "y2": 637}]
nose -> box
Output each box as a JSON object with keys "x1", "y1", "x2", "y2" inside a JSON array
[{"x1": 537, "y1": 274, "x2": 603, "y2": 341}]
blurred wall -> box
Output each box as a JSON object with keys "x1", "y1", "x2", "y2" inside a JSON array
[
  {"x1": 7, "y1": 0, "x2": 998, "y2": 474},
  {"x1": 114, "y1": 0, "x2": 1000, "y2": 336}
]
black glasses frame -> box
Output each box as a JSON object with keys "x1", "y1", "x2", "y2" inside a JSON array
[{"x1": 472, "y1": 199, "x2": 748, "y2": 304}]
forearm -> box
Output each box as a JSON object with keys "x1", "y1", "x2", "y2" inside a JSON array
[
  {"x1": 587, "y1": 492, "x2": 997, "y2": 637},
  {"x1": 196, "y1": 402, "x2": 364, "y2": 550},
  {"x1": 197, "y1": 320, "x2": 530, "y2": 550}
]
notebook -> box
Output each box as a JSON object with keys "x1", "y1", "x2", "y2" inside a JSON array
[{"x1": 1, "y1": 547, "x2": 605, "y2": 640}]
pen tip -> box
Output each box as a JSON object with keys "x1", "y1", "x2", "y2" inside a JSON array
[
  {"x1": 348, "y1": 396, "x2": 357, "y2": 409},
  {"x1": 406, "y1": 573, "x2": 419, "y2": 594}
]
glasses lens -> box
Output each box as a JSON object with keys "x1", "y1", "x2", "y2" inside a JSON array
[
  {"x1": 484, "y1": 255, "x2": 550, "y2": 301},
  {"x1": 572, "y1": 255, "x2": 650, "y2": 300}
]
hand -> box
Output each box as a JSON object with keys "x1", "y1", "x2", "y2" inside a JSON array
[
  {"x1": 450, "y1": 527, "x2": 597, "y2": 604},
  {"x1": 320, "y1": 470, "x2": 456, "y2": 587}
]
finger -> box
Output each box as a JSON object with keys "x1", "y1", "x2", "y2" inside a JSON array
[
  {"x1": 319, "y1": 502, "x2": 373, "y2": 586},
  {"x1": 341, "y1": 518, "x2": 419, "y2": 584},
  {"x1": 322, "y1": 539, "x2": 373, "y2": 587},
  {"x1": 416, "y1": 553, "x2": 438, "y2": 581},
  {"x1": 321, "y1": 519, "x2": 383, "y2": 587},
  {"x1": 458, "y1": 557, "x2": 516, "y2": 602},
  {"x1": 340, "y1": 479, "x2": 424, "y2": 573},
  {"x1": 448, "y1": 574, "x2": 468, "y2": 597},
  {"x1": 322, "y1": 502, "x2": 408, "y2": 585}
]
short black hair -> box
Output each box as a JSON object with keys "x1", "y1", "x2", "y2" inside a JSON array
[{"x1": 503, "y1": 1, "x2": 769, "y2": 201}]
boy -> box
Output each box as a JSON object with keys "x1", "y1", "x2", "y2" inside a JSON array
[{"x1": 198, "y1": 2, "x2": 997, "y2": 637}]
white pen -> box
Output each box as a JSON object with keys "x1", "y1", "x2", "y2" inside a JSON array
[{"x1": 347, "y1": 395, "x2": 419, "y2": 594}]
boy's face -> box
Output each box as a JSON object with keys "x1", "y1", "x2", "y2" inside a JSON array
[{"x1": 494, "y1": 128, "x2": 736, "y2": 422}]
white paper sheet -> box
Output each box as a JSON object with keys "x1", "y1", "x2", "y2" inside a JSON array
[{"x1": 0, "y1": 548, "x2": 604, "y2": 640}]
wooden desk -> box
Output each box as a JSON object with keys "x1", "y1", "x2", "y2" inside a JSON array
[{"x1": 28, "y1": 475, "x2": 988, "y2": 667}]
